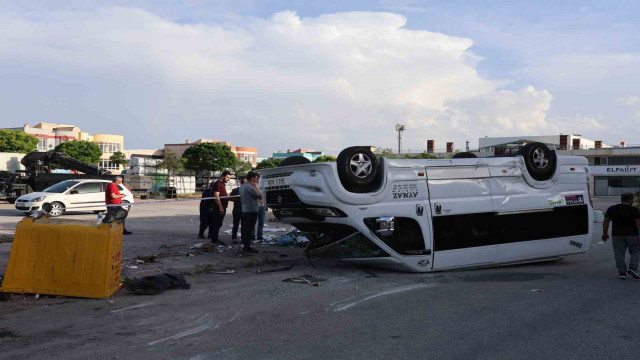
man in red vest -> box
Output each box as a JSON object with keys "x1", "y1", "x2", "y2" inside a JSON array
[{"x1": 106, "y1": 176, "x2": 132, "y2": 235}]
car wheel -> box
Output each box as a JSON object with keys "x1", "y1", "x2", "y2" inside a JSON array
[
  {"x1": 47, "y1": 202, "x2": 65, "y2": 217},
  {"x1": 279, "y1": 156, "x2": 311, "y2": 167},
  {"x1": 518, "y1": 142, "x2": 557, "y2": 181},
  {"x1": 452, "y1": 152, "x2": 477, "y2": 159},
  {"x1": 337, "y1": 146, "x2": 380, "y2": 193}
]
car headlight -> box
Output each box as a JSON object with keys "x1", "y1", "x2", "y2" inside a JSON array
[{"x1": 31, "y1": 196, "x2": 47, "y2": 202}]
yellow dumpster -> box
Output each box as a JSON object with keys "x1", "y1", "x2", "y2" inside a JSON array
[{"x1": 0, "y1": 217, "x2": 124, "y2": 299}]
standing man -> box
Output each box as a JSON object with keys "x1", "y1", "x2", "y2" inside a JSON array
[
  {"x1": 105, "y1": 176, "x2": 132, "y2": 235},
  {"x1": 253, "y1": 173, "x2": 266, "y2": 242},
  {"x1": 198, "y1": 183, "x2": 213, "y2": 239},
  {"x1": 240, "y1": 172, "x2": 262, "y2": 253},
  {"x1": 602, "y1": 192, "x2": 640, "y2": 279},
  {"x1": 210, "y1": 171, "x2": 231, "y2": 246},
  {"x1": 229, "y1": 176, "x2": 247, "y2": 243}
]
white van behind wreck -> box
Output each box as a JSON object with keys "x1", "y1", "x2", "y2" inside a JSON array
[{"x1": 258, "y1": 143, "x2": 592, "y2": 272}]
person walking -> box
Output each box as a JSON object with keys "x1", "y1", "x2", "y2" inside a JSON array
[
  {"x1": 240, "y1": 172, "x2": 262, "y2": 253},
  {"x1": 229, "y1": 176, "x2": 247, "y2": 243},
  {"x1": 198, "y1": 184, "x2": 213, "y2": 239},
  {"x1": 209, "y1": 171, "x2": 231, "y2": 246},
  {"x1": 602, "y1": 192, "x2": 640, "y2": 279},
  {"x1": 105, "y1": 176, "x2": 132, "y2": 235}
]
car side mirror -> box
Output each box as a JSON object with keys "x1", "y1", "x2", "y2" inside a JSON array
[{"x1": 69, "y1": 190, "x2": 79, "y2": 195}]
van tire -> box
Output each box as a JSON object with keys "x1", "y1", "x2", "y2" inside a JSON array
[
  {"x1": 279, "y1": 156, "x2": 311, "y2": 167},
  {"x1": 452, "y1": 152, "x2": 477, "y2": 159},
  {"x1": 518, "y1": 142, "x2": 556, "y2": 181},
  {"x1": 337, "y1": 146, "x2": 379, "y2": 193}
]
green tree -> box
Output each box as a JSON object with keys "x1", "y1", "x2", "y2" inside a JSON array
[
  {"x1": 156, "y1": 149, "x2": 186, "y2": 176},
  {"x1": 109, "y1": 151, "x2": 128, "y2": 169},
  {"x1": 230, "y1": 161, "x2": 253, "y2": 185},
  {"x1": 313, "y1": 155, "x2": 337, "y2": 163},
  {"x1": 0, "y1": 130, "x2": 38, "y2": 153},
  {"x1": 182, "y1": 143, "x2": 237, "y2": 182},
  {"x1": 254, "y1": 158, "x2": 282, "y2": 170},
  {"x1": 54, "y1": 140, "x2": 102, "y2": 165},
  {"x1": 374, "y1": 147, "x2": 397, "y2": 159},
  {"x1": 405, "y1": 152, "x2": 437, "y2": 159}
]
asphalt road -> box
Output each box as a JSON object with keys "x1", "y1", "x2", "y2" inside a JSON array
[{"x1": 1, "y1": 198, "x2": 638, "y2": 359}]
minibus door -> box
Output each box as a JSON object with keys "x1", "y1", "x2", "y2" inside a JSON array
[{"x1": 426, "y1": 167, "x2": 497, "y2": 270}]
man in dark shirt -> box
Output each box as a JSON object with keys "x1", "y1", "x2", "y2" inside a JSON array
[
  {"x1": 603, "y1": 192, "x2": 640, "y2": 279},
  {"x1": 229, "y1": 176, "x2": 247, "y2": 243},
  {"x1": 210, "y1": 171, "x2": 231, "y2": 246},
  {"x1": 198, "y1": 184, "x2": 213, "y2": 239}
]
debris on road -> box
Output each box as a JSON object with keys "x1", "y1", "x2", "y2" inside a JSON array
[
  {"x1": 126, "y1": 273, "x2": 191, "y2": 295},
  {"x1": 256, "y1": 264, "x2": 294, "y2": 274},
  {"x1": 282, "y1": 275, "x2": 325, "y2": 286},
  {"x1": 136, "y1": 255, "x2": 156, "y2": 263},
  {"x1": 530, "y1": 289, "x2": 545, "y2": 292}
]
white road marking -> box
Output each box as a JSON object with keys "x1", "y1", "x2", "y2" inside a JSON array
[
  {"x1": 147, "y1": 312, "x2": 239, "y2": 346},
  {"x1": 331, "y1": 284, "x2": 433, "y2": 312},
  {"x1": 110, "y1": 302, "x2": 156, "y2": 313}
]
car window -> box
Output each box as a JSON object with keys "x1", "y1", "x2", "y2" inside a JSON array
[
  {"x1": 43, "y1": 180, "x2": 81, "y2": 193},
  {"x1": 117, "y1": 185, "x2": 125, "y2": 191},
  {"x1": 73, "y1": 182, "x2": 103, "y2": 194}
]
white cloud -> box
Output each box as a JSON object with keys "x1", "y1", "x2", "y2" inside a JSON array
[
  {"x1": 0, "y1": 8, "x2": 590, "y2": 154},
  {"x1": 616, "y1": 96, "x2": 640, "y2": 106}
]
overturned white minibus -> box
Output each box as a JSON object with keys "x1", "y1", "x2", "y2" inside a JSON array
[{"x1": 258, "y1": 143, "x2": 592, "y2": 272}]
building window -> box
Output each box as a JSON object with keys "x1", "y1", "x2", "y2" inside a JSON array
[
  {"x1": 97, "y1": 142, "x2": 121, "y2": 154},
  {"x1": 99, "y1": 159, "x2": 120, "y2": 170},
  {"x1": 37, "y1": 138, "x2": 47, "y2": 151}
]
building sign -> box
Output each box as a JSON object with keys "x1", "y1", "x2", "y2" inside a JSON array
[{"x1": 590, "y1": 166, "x2": 640, "y2": 176}]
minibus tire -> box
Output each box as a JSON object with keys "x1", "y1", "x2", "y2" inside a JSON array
[
  {"x1": 279, "y1": 156, "x2": 311, "y2": 167},
  {"x1": 518, "y1": 142, "x2": 556, "y2": 181},
  {"x1": 452, "y1": 152, "x2": 477, "y2": 159},
  {"x1": 337, "y1": 146, "x2": 379, "y2": 193}
]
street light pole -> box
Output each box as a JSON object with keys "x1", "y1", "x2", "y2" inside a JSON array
[{"x1": 395, "y1": 124, "x2": 406, "y2": 154}]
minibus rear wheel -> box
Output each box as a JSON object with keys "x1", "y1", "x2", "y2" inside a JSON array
[{"x1": 518, "y1": 142, "x2": 557, "y2": 181}]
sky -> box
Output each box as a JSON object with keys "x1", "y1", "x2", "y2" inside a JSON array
[{"x1": 1, "y1": 0, "x2": 639, "y2": 156}]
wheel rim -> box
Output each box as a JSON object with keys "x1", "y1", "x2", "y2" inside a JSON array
[
  {"x1": 49, "y1": 203, "x2": 63, "y2": 216},
  {"x1": 349, "y1": 153, "x2": 373, "y2": 178},
  {"x1": 531, "y1": 148, "x2": 548, "y2": 169}
]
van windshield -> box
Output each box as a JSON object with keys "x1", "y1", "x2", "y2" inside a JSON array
[{"x1": 43, "y1": 180, "x2": 81, "y2": 193}]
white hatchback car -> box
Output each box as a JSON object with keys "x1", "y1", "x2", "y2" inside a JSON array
[{"x1": 14, "y1": 179, "x2": 134, "y2": 217}]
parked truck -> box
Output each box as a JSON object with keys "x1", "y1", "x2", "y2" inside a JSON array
[{"x1": 0, "y1": 152, "x2": 116, "y2": 203}]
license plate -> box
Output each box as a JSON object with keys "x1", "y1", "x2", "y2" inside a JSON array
[{"x1": 266, "y1": 177, "x2": 286, "y2": 187}]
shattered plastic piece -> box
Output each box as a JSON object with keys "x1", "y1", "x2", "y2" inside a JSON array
[
  {"x1": 256, "y1": 265, "x2": 294, "y2": 274},
  {"x1": 136, "y1": 260, "x2": 145, "y2": 264},
  {"x1": 295, "y1": 236, "x2": 310, "y2": 246},
  {"x1": 191, "y1": 243, "x2": 205, "y2": 249},
  {"x1": 263, "y1": 228, "x2": 288, "y2": 232},
  {"x1": 597, "y1": 241, "x2": 604, "y2": 245},
  {"x1": 282, "y1": 275, "x2": 324, "y2": 286},
  {"x1": 530, "y1": 289, "x2": 545, "y2": 292},
  {"x1": 35, "y1": 294, "x2": 40, "y2": 299},
  {"x1": 211, "y1": 269, "x2": 236, "y2": 274},
  {"x1": 277, "y1": 234, "x2": 296, "y2": 246},
  {"x1": 127, "y1": 266, "x2": 139, "y2": 269}
]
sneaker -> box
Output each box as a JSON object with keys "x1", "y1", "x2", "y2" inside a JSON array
[
  {"x1": 243, "y1": 247, "x2": 259, "y2": 253},
  {"x1": 618, "y1": 273, "x2": 627, "y2": 280},
  {"x1": 627, "y1": 268, "x2": 640, "y2": 279},
  {"x1": 123, "y1": 230, "x2": 133, "y2": 235}
]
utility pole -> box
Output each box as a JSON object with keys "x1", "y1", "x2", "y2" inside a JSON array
[
  {"x1": 395, "y1": 124, "x2": 406, "y2": 154},
  {"x1": 466, "y1": 141, "x2": 470, "y2": 152}
]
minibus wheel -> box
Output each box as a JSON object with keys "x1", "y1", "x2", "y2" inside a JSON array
[
  {"x1": 518, "y1": 142, "x2": 557, "y2": 181},
  {"x1": 337, "y1": 146, "x2": 379, "y2": 193},
  {"x1": 452, "y1": 152, "x2": 477, "y2": 159},
  {"x1": 279, "y1": 156, "x2": 311, "y2": 167}
]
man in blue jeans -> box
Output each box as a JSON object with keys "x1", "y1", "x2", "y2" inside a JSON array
[{"x1": 602, "y1": 192, "x2": 640, "y2": 280}]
